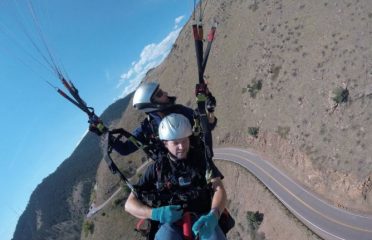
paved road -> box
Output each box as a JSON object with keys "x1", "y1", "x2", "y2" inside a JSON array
[
  {"x1": 214, "y1": 147, "x2": 372, "y2": 240},
  {"x1": 86, "y1": 159, "x2": 152, "y2": 218},
  {"x1": 86, "y1": 187, "x2": 122, "y2": 218}
]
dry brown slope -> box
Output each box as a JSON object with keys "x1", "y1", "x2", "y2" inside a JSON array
[
  {"x1": 151, "y1": 0, "x2": 372, "y2": 212},
  {"x1": 85, "y1": 0, "x2": 372, "y2": 239}
]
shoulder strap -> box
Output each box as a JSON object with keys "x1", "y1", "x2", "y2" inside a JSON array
[{"x1": 147, "y1": 115, "x2": 158, "y2": 138}]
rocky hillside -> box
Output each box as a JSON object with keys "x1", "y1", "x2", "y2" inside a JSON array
[{"x1": 87, "y1": 0, "x2": 372, "y2": 239}]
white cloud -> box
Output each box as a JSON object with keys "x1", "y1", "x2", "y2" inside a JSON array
[
  {"x1": 117, "y1": 16, "x2": 185, "y2": 98},
  {"x1": 174, "y1": 15, "x2": 184, "y2": 29}
]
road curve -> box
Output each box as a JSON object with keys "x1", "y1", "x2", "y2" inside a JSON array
[
  {"x1": 86, "y1": 187, "x2": 121, "y2": 218},
  {"x1": 214, "y1": 147, "x2": 372, "y2": 240},
  {"x1": 86, "y1": 160, "x2": 153, "y2": 218}
]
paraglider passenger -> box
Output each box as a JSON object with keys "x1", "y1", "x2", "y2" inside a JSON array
[{"x1": 125, "y1": 113, "x2": 227, "y2": 240}]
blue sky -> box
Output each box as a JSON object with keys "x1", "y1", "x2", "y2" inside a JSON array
[{"x1": 0, "y1": 1, "x2": 191, "y2": 239}]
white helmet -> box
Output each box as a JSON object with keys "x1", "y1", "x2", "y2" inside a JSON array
[
  {"x1": 132, "y1": 82, "x2": 175, "y2": 113},
  {"x1": 159, "y1": 114, "x2": 192, "y2": 140},
  {"x1": 132, "y1": 82, "x2": 160, "y2": 113}
]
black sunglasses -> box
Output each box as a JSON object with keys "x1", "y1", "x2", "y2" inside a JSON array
[{"x1": 154, "y1": 89, "x2": 164, "y2": 98}]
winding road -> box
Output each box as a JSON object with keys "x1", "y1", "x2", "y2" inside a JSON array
[
  {"x1": 86, "y1": 160, "x2": 152, "y2": 218},
  {"x1": 215, "y1": 147, "x2": 372, "y2": 240},
  {"x1": 87, "y1": 147, "x2": 372, "y2": 239}
]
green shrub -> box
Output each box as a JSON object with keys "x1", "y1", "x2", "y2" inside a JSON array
[
  {"x1": 113, "y1": 198, "x2": 123, "y2": 206},
  {"x1": 248, "y1": 127, "x2": 259, "y2": 138},
  {"x1": 246, "y1": 211, "x2": 264, "y2": 232},
  {"x1": 332, "y1": 87, "x2": 349, "y2": 104},
  {"x1": 83, "y1": 220, "x2": 94, "y2": 237},
  {"x1": 247, "y1": 80, "x2": 262, "y2": 98}
]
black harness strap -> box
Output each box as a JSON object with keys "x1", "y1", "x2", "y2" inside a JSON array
[
  {"x1": 50, "y1": 77, "x2": 164, "y2": 198},
  {"x1": 192, "y1": 18, "x2": 217, "y2": 170}
]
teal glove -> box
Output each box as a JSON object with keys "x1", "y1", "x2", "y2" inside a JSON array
[
  {"x1": 192, "y1": 211, "x2": 218, "y2": 239},
  {"x1": 151, "y1": 205, "x2": 183, "y2": 223}
]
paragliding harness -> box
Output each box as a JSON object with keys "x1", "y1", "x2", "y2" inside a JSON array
[
  {"x1": 133, "y1": 149, "x2": 235, "y2": 240},
  {"x1": 50, "y1": 77, "x2": 233, "y2": 239},
  {"x1": 135, "y1": 150, "x2": 210, "y2": 238},
  {"x1": 135, "y1": 3, "x2": 236, "y2": 239},
  {"x1": 49, "y1": 2, "x2": 234, "y2": 238},
  {"x1": 105, "y1": 135, "x2": 234, "y2": 240}
]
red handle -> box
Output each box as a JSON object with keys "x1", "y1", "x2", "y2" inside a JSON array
[{"x1": 183, "y1": 212, "x2": 193, "y2": 240}]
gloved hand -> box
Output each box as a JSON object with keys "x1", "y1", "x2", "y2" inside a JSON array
[
  {"x1": 151, "y1": 205, "x2": 183, "y2": 224},
  {"x1": 88, "y1": 116, "x2": 107, "y2": 136},
  {"x1": 192, "y1": 211, "x2": 218, "y2": 239},
  {"x1": 206, "y1": 94, "x2": 216, "y2": 113},
  {"x1": 89, "y1": 123, "x2": 105, "y2": 135}
]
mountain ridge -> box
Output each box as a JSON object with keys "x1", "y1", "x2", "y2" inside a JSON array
[{"x1": 12, "y1": 93, "x2": 134, "y2": 240}]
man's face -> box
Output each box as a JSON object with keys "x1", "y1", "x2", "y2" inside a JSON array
[
  {"x1": 152, "y1": 88, "x2": 169, "y2": 104},
  {"x1": 164, "y1": 137, "x2": 190, "y2": 160}
]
